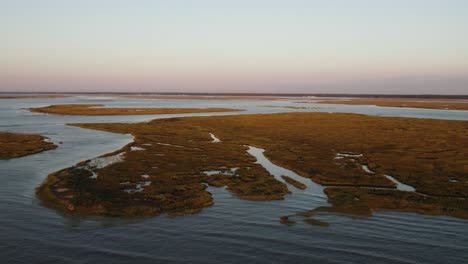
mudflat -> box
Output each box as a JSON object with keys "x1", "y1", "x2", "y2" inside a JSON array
[{"x1": 36, "y1": 112, "x2": 468, "y2": 224}]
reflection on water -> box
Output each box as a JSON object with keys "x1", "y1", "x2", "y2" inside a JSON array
[{"x1": 0, "y1": 96, "x2": 467, "y2": 264}]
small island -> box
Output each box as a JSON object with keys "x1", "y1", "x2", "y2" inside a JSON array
[
  {"x1": 0, "y1": 132, "x2": 57, "y2": 159},
  {"x1": 28, "y1": 104, "x2": 243, "y2": 116},
  {"x1": 36, "y1": 112, "x2": 468, "y2": 224}
]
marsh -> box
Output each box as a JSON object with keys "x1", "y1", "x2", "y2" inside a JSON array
[{"x1": 1, "y1": 95, "x2": 467, "y2": 264}]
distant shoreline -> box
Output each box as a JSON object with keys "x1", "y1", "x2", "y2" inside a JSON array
[{"x1": 1, "y1": 92, "x2": 468, "y2": 99}]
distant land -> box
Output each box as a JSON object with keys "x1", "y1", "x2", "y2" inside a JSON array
[{"x1": 1, "y1": 92, "x2": 468, "y2": 99}]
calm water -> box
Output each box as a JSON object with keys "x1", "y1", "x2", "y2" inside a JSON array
[{"x1": 1, "y1": 97, "x2": 467, "y2": 264}]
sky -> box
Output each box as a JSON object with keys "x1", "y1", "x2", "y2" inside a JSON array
[{"x1": 1, "y1": 0, "x2": 467, "y2": 94}]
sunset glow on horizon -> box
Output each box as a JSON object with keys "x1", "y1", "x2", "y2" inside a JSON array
[{"x1": 2, "y1": 0, "x2": 467, "y2": 94}]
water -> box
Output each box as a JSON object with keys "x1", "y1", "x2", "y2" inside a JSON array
[
  {"x1": 0, "y1": 96, "x2": 467, "y2": 263},
  {"x1": 384, "y1": 175, "x2": 416, "y2": 192},
  {"x1": 361, "y1": 164, "x2": 416, "y2": 192},
  {"x1": 247, "y1": 146, "x2": 320, "y2": 192},
  {"x1": 209, "y1": 133, "x2": 222, "y2": 143}
]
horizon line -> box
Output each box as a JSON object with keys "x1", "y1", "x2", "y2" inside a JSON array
[{"x1": 1, "y1": 92, "x2": 468, "y2": 99}]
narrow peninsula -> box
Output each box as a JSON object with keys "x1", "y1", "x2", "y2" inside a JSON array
[
  {"x1": 0, "y1": 132, "x2": 57, "y2": 159},
  {"x1": 29, "y1": 104, "x2": 243, "y2": 116}
]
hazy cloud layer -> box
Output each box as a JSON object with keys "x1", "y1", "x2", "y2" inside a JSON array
[{"x1": 2, "y1": 0, "x2": 467, "y2": 94}]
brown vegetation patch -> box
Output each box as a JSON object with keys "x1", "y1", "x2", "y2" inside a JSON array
[
  {"x1": 260, "y1": 105, "x2": 321, "y2": 110},
  {"x1": 294, "y1": 186, "x2": 467, "y2": 225},
  {"x1": 28, "y1": 104, "x2": 243, "y2": 116},
  {"x1": 0, "y1": 132, "x2": 57, "y2": 159},
  {"x1": 279, "y1": 215, "x2": 296, "y2": 225},
  {"x1": 36, "y1": 112, "x2": 468, "y2": 222},
  {"x1": 317, "y1": 99, "x2": 468, "y2": 110},
  {"x1": 281, "y1": 176, "x2": 307, "y2": 190},
  {"x1": 123, "y1": 95, "x2": 285, "y2": 100}
]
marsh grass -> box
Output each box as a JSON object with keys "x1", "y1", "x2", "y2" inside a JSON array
[
  {"x1": 29, "y1": 104, "x2": 242, "y2": 116},
  {"x1": 0, "y1": 132, "x2": 57, "y2": 159},
  {"x1": 317, "y1": 99, "x2": 468, "y2": 110},
  {"x1": 36, "y1": 112, "x2": 468, "y2": 223}
]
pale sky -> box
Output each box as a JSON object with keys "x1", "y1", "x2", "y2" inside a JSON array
[{"x1": 1, "y1": 0, "x2": 467, "y2": 94}]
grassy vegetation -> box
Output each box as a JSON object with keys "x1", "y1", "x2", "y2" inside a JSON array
[
  {"x1": 317, "y1": 99, "x2": 468, "y2": 110},
  {"x1": 29, "y1": 104, "x2": 242, "y2": 116},
  {"x1": 281, "y1": 176, "x2": 307, "y2": 190},
  {"x1": 0, "y1": 132, "x2": 57, "y2": 159},
  {"x1": 291, "y1": 187, "x2": 468, "y2": 225},
  {"x1": 260, "y1": 105, "x2": 321, "y2": 110},
  {"x1": 36, "y1": 112, "x2": 468, "y2": 223}
]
